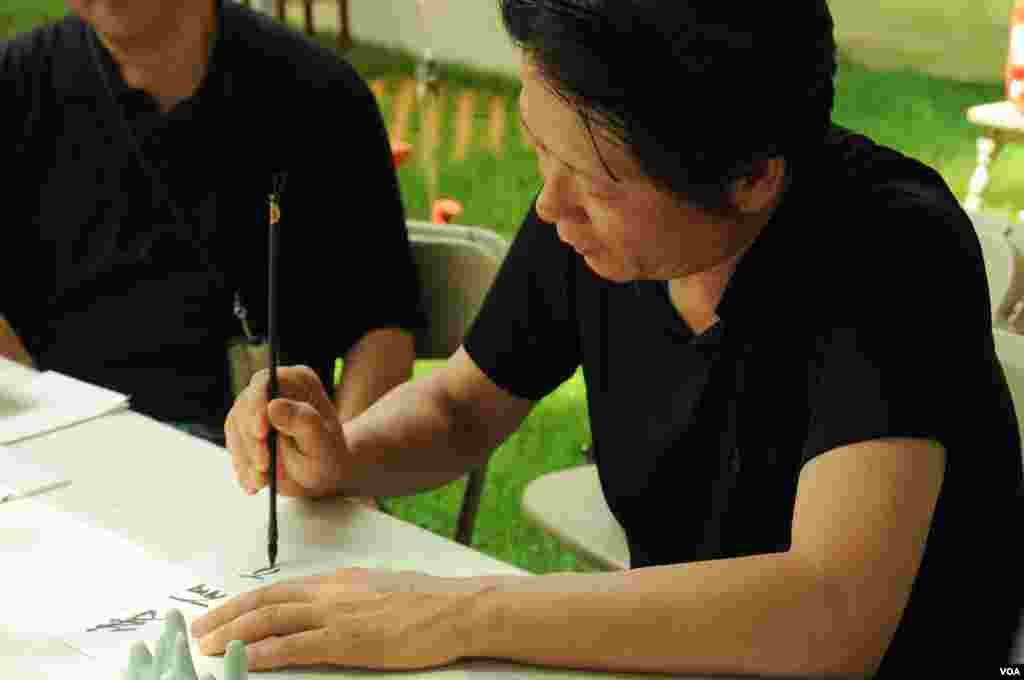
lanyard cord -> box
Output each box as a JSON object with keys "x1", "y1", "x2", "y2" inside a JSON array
[{"x1": 85, "y1": 24, "x2": 220, "y2": 281}]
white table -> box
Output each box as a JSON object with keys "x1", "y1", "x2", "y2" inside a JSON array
[{"x1": 0, "y1": 358, "x2": 712, "y2": 679}]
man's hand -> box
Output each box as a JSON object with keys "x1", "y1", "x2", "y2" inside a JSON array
[
  {"x1": 190, "y1": 568, "x2": 493, "y2": 671},
  {"x1": 0, "y1": 316, "x2": 33, "y2": 368},
  {"x1": 224, "y1": 366, "x2": 350, "y2": 498},
  {"x1": 121, "y1": 609, "x2": 247, "y2": 680}
]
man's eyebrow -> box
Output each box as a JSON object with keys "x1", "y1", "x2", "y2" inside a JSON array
[{"x1": 518, "y1": 110, "x2": 605, "y2": 181}]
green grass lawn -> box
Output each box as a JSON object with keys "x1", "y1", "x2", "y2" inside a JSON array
[{"x1": 5, "y1": 5, "x2": 1024, "y2": 576}]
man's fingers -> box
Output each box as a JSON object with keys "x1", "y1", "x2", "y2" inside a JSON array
[
  {"x1": 267, "y1": 400, "x2": 336, "y2": 490},
  {"x1": 244, "y1": 628, "x2": 333, "y2": 671},
  {"x1": 226, "y1": 366, "x2": 336, "y2": 497},
  {"x1": 225, "y1": 414, "x2": 260, "y2": 495},
  {"x1": 266, "y1": 398, "x2": 309, "y2": 437},
  {"x1": 191, "y1": 583, "x2": 316, "y2": 640},
  {"x1": 197, "y1": 602, "x2": 321, "y2": 657}
]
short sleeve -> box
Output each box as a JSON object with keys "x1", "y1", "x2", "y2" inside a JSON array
[
  {"x1": 463, "y1": 201, "x2": 581, "y2": 401},
  {"x1": 320, "y1": 65, "x2": 426, "y2": 341},
  {"x1": 801, "y1": 193, "x2": 992, "y2": 465},
  {"x1": 280, "y1": 59, "x2": 425, "y2": 383},
  {"x1": 0, "y1": 30, "x2": 45, "y2": 337}
]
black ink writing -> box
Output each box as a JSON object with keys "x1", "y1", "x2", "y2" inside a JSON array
[
  {"x1": 240, "y1": 565, "x2": 280, "y2": 581},
  {"x1": 185, "y1": 584, "x2": 228, "y2": 601},
  {"x1": 86, "y1": 584, "x2": 231, "y2": 630},
  {"x1": 86, "y1": 610, "x2": 160, "y2": 633},
  {"x1": 166, "y1": 583, "x2": 229, "y2": 608}
]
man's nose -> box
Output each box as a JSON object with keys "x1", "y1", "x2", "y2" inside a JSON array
[{"x1": 535, "y1": 174, "x2": 573, "y2": 225}]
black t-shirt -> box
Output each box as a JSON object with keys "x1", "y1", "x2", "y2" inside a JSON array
[
  {"x1": 0, "y1": 2, "x2": 426, "y2": 427},
  {"x1": 465, "y1": 125, "x2": 1023, "y2": 673}
]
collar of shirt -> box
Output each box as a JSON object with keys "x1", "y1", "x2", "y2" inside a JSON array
[
  {"x1": 711, "y1": 159, "x2": 816, "y2": 343},
  {"x1": 85, "y1": 1, "x2": 225, "y2": 120}
]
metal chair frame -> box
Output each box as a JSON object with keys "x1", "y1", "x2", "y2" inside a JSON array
[{"x1": 405, "y1": 220, "x2": 509, "y2": 546}]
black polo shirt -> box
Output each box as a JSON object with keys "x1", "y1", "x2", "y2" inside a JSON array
[
  {"x1": 1, "y1": 2, "x2": 425, "y2": 427},
  {"x1": 465, "y1": 125, "x2": 1023, "y2": 673}
]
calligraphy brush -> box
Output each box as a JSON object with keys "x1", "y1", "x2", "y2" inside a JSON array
[{"x1": 267, "y1": 192, "x2": 281, "y2": 571}]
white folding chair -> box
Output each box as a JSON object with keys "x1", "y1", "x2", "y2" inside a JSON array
[
  {"x1": 991, "y1": 328, "x2": 1024, "y2": 662},
  {"x1": 405, "y1": 220, "x2": 508, "y2": 546},
  {"x1": 521, "y1": 464, "x2": 630, "y2": 571},
  {"x1": 965, "y1": 208, "x2": 1014, "y2": 238},
  {"x1": 993, "y1": 329, "x2": 1024, "y2": 470},
  {"x1": 975, "y1": 229, "x2": 1024, "y2": 328}
]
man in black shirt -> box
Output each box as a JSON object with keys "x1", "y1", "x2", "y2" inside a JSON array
[
  {"x1": 202, "y1": 1, "x2": 1021, "y2": 677},
  {"x1": 0, "y1": 0, "x2": 426, "y2": 445}
]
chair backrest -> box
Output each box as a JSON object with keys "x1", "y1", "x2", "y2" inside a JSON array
[
  {"x1": 976, "y1": 230, "x2": 1022, "y2": 326},
  {"x1": 993, "y1": 328, "x2": 1024, "y2": 470},
  {"x1": 966, "y1": 208, "x2": 1014, "y2": 238},
  {"x1": 406, "y1": 220, "x2": 509, "y2": 359}
]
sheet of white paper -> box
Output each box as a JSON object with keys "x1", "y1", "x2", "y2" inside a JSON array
[
  {"x1": 56, "y1": 541, "x2": 505, "y2": 677},
  {"x1": 60, "y1": 578, "x2": 233, "y2": 665},
  {"x1": 0, "y1": 371, "x2": 129, "y2": 444},
  {"x1": 57, "y1": 541, "x2": 385, "y2": 668},
  {"x1": 43, "y1": 529, "x2": 669, "y2": 679},
  {"x1": 0, "y1": 444, "x2": 70, "y2": 503}
]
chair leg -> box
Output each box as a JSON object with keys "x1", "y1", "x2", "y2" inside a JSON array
[
  {"x1": 303, "y1": 0, "x2": 315, "y2": 36},
  {"x1": 455, "y1": 466, "x2": 487, "y2": 546},
  {"x1": 965, "y1": 132, "x2": 1004, "y2": 213},
  {"x1": 337, "y1": 0, "x2": 351, "y2": 50}
]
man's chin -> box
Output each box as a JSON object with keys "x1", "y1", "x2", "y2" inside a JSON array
[{"x1": 580, "y1": 254, "x2": 630, "y2": 284}]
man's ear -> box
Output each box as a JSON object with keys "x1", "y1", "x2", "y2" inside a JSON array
[{"x1": 731, "y1": 157, "x2": 787, "y2": 215}]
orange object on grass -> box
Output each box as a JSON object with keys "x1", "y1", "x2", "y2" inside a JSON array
[
  {"x1": 391, "y1": 140, "x2": 413, "y2": 168},
  {"x1": 1009, "y1": 1, "x2": 1024, "y2": 113},
  {"x1": 431, "y1": 198, "x2": 463, "y2": 224}
]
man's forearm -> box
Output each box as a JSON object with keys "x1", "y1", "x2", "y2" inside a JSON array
[
  {"x1": 334, "y1": 369, "x2": 493, "y2": 499},
  {"x1": 0, "y1": 316, "x2": 33, "y2": 368},
  {"x1": 335, "y1": 328, "x2": 416, "y2": 423},
  {"x1": 463, "y1": 552, "x2": 874, "y2": 679}
]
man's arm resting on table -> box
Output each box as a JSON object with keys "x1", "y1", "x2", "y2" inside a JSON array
[
  {"x1": 0, "y1": 315, "x2": 33, "y2": 368},
  {"x1": 334, "y1": 327, "x2": 416, "y2": 423},
  {"x1": 330, "y1": 347, "x2": 535, "y2": 498},
  {"x1": 460, "y1": 438, "x2": 946, "y2": 679}
]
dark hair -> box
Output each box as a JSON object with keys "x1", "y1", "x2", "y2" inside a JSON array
[{"x1": 499, "y1": 0, "x2": 837, "y2": 213}]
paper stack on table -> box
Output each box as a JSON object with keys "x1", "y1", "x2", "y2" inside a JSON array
[
  {"x1": 0, "y1": 444, "x2": 70, "y2": 503},
  {"x1": 0, "y1": 371, "x2": 129, "y2": 444}
]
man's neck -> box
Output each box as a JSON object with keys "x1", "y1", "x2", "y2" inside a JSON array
[
  {"x1": 666, "y1": 214, "x2": 770, "y2": 332},
  {"x1": 666, "y1": 175, "x2": 790, "y2": 328},
  {"x1": 96, "y1": 2, "x2": 218, "y2": 114}
]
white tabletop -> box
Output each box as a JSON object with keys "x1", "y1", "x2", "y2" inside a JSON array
[
  {"x1": 0, "y1": 358, "x2": 708, "y2": 679},
  {"x1": 966, "y1": 100, "x2": 1024, "y2": 132}
]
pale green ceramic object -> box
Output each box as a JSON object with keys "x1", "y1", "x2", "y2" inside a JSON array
[{"x1": 120, "y1": 609, "x2": 247, "y2": 680}]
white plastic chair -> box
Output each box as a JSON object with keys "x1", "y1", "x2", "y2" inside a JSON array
[
  {"x1": 965, "y1": 208, "x2": 1014, "y2": 238},
  {"x1": 991, "y1": 328, "x2": 1024, "y2": 662},
  {"x1": 975, "y1": 229, "x2": 1024, "y2": 328},
  {"x1": 993, "y1": 329, "x2": 1024, "y2": 469},
  {"x1": 521, "y1": 464, "x2": 630, "y2": 571},
  {"x1": 405, "y1": 220, "x2": 508, "y2": 546}
]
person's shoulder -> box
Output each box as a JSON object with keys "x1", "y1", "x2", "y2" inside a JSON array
[
  {"x1": 220, "y1": 3, "x2": 366, "y2": 93},
  {"x1": 806, "y1": 125, "x2": 971, "y2": 250},
  {"x1": 819, "y1": 125, "x2": 961, "y2": 217},
  {"x1": 792, "y1": 127, "x2": 983, "y2": 319},
  {"x1": 1, "y1": 13, "x2": 86, "y2": 72}
]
